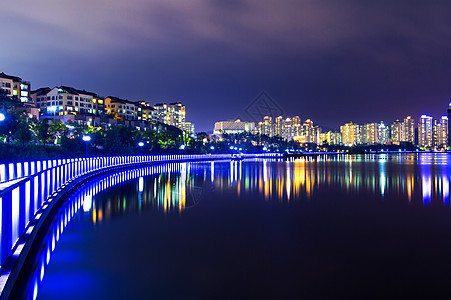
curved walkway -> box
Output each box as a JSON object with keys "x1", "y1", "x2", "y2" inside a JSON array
[{"x1": 0, "y1": 153, "x2": 281, "y2": 299}]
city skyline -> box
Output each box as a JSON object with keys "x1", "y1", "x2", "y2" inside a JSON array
[{"x1": 2, "y1": 0, "x2": 451, "y2": 131}]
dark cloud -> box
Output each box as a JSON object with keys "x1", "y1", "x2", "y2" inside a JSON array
[{"x1": 1, "y1": 0, "x2": 451, "y2": 131}]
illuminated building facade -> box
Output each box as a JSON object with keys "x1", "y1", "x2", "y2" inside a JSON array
[
  {"x1": 390, "y1": 120, "x2": 402, "y2": 145},
  {"x1": 292, "y1": 116, "x2": 301, "y2": 137},
  {"x1": 418, "y1": 115, "x2": 433, "y2": 148},
  {"x1": 363, "y1": 123, "x2": 378, "y2": 145},
  {"x1": 377, "y1": 122, "x2": 389, "y2": 144},
  {"x1": 185, "y1": 122, "x2": 195, "y2": 136},
  {"x1": 0, "y1": 72, "x2": 32, "y2": 104},
  {"x1": 434, "y1": 116, "x2": 448, "y2": 148},
  {"x1": 154, "y1": 102, "x2": 187, "y2": 131},
  {"x1": 137, "y1": 101, "x2": 156, "y2": 122},
  {"x1": 340, "y1": 122, "x2": 359, "y2": 146},
  {"x1": 274, "y1": 116, "x2": 284, "y2": 137},
  {"x1": 168, "y1": 102, "x2": 186, "y2": 129},
  {"x1": 213, "y1": 119, "x2": 255, "y2": 135},
  {"x1": 258, "y1": 116, "x2": 273, "y2": 137},
  {"x1": 105, "y1": 96, "x2": 137, "y2": 120},
  {"x1": 284, "y1": 118, "x2": 292, "y2": 141},
  {"x1": 33, "y1": 86, "x2": 97, "y2": 116},
  {"x1": 448, "y1": 104, "x2": 451, "y2": 147},
  {"x1": 402, "y1": 116, "x2": 415, "y2": 144}
]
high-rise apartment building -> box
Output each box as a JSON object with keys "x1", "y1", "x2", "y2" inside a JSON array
[
  {"x1": 401, "y1": 116, "x2": 415, "y2": 144},
  {"x1": 284, "y1": 118, "x2": 292, "y2": 141},
  {"x1": 390, "y1": 120, "x2": 402, "y2": 145},
  {"x1": 274, "y1": 116, "x2": 284, "y2": 138},
  {"x1": 258, "y1": 116, "x2": 273, "y2": 137},
  {"x1": 340, "y1": 122, "x2": 359, "y2": 146},
  {"x1": 435, "y1": 116, "x2": 448, "y2": 148},
  {"x1": 168, "y1": 102, "x2": 185, "y2": 129},
  {"x1": 292, "y1": 116, "x2": 301, "y2": 137},
  {"x1": 363, "y1": 123, "x2": 378, "y2": 145},
  {"x1": 418, "y1": 115, "x2": 433, "y2": 148},
  {"x1": 377, "y1": 122, "x2": 389, "y2": 144},
  {"x1": 153, "y1": 102, "x2": 186, "y2": 131},
  {"x1": 448, "y1": 104, "x2": 451, "y2": 147}
]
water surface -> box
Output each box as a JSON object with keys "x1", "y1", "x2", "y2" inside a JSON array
[{"x1": 38, "y1": 154, "x2": 451, "y2": 299}]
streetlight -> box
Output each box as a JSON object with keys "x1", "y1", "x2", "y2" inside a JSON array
[
  {"x1": 82, "y1": 135, "x2": 91, "y2": 157},
  {"x1": 138, "y1": 141, "x2": 144, "y2": 155},
  {"x1": 0, "y1": 113, "x2": 5, "y2": 122},
  {"x1": 180, "y1": 144, "x2": 186, "y2": 150},
  {"x1": 210, "y1": 146, "x2": 215, "y2": 150}
]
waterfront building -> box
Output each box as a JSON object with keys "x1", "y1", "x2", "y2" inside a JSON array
[
  {"x1": 328, "y1": 131, "x2": 342, "y2": 145},
  {"x1": 390, "y1": 120, "x2": 402, "y2": 145},
  {"x1": 435, "y1": 116, "x2": 448, "y2": 148},
  {"x1": 292, "y1": 116, "x2": 301, "y2": 137},
  {"x1": 137, "y1": 101, "x2": 156, "y2": 122},
  {"x1": 377, "y1": 122, "x2": 389, "y2": 144},
  {"x1": 258, "y1": 116, "x2": 273, "y2": 137},
  {"x1": 185, "y1": 122, "x2": 195, "y2": 136},
  {"x1": 0, "y1": 72, "x2": 32, "y2": 105},
  {"x1": 213, "y1": 119, "x2": 255, "y2": 135},
  {"x1": 168, "y1": 102, "x2": 185, "y2": 129},
  {"x1": 340, "y1": 122, "x2": 359, "y2": 146},
  {"x1": 418, "y1": 115, "x2": 433, "y2": 148},
  {"x1": 105, "y1": 96, "x2": 137, "y2": 120},
  {"x1": 448, "y1": 104, "x2": 451, "y2": 147},
  {"x1": 284, "y1": 118, "x2": 292, "y2": 141},
  {"x1": 274, "y1": 116, "x2": 284, "y2": 138},
  {"x1": 363, "y1": 123, "x2": 378, "y2": 145},
  {"x1": 401, "y1": 116, "x2": 415, "y2": 144},
  {"x1": 301, "y1": 119, "x2": 317, "y2": 143},
  {"x1": 33, "y1": 86, "x2": 97, "y2": 116},
  {"x1": 88, "y1": 93, "x2": 105, "y2": 116},
  {"x1": 154, "y1": 103, "x2": 169, "y2": 124},
  {"x1": 154, "y1": 102, "x2": 186, "y2": 131}
]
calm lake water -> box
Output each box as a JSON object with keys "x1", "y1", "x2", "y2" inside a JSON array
[{"x1": 38, "y1": 154, "x2": 451, "y2": 299}]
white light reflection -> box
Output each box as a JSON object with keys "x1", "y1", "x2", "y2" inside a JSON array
[
  {"x1": 83, "y1": 194, "x2": 92, "y2": 212},
  {"x1": 211, "y1": 161, "x2": 214, "y2": 183},
  {"x1": 422, "y1": 175, "x2": 432, "y2": 205},
  {"x1": 443, "y1": 176, "x2": 449, "y2": 204},
  {"x1": 139, "y1": 177, "x2": 144, "y2": 193}
]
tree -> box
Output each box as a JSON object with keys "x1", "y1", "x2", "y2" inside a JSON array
[
  {"x1": 0, "y1": 89, "x2": 16, "y2": 111},
  {"x1": 14, "y1": 114, "x2": 32, "y2": 147},
  {"x1": 35, "y1": 118, "x2": 50, "y2": 147},
  {"x1": 48, "y1": 119, "x2": 67, "y2": 144}
]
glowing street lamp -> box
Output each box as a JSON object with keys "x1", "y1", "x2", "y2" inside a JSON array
[
  {"x1": 210, "y1": 146, "x2": 215, "y2": 150},
  {"x1": 0, "y1": 113, "x2": 5, "y2": 122},
  {"x1": 180, "y1": 144, "x2": 186, "y2": 150},
  {"x1": 82, "y1": 135, "x2": 91, "y2": 157},
  {"x1": 138, "y1": 141, "x2": 144, "y2": 155}
]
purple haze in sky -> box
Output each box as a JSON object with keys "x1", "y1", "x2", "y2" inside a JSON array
[{"x1": 1, "y1": 0, "x2": 451, "y2": 131}]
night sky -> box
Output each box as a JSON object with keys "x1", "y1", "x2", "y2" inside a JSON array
[{"x1": 2, "y1": 0, "x2": 451, "y2": 131}]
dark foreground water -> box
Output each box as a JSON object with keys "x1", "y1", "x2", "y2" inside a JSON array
[{"x1": 38, "y1": 154, "x2": 451, "y2": 299}]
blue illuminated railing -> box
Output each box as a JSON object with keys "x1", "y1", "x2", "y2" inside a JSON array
[{"x1": 0, "y1": 152, "x2": 282, "y2": 296}]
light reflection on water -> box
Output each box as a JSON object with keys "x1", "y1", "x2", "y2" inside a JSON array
[
  {"x1": 85, "y1": 154, "x2": 451, "y2": 226},
  {"x1": 37, "y1": 153, "x2": 451, "y2": 299}
]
